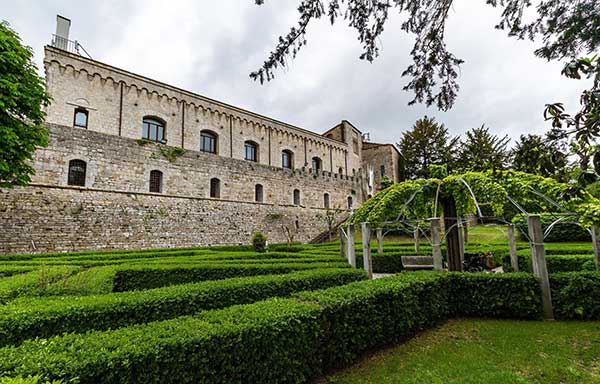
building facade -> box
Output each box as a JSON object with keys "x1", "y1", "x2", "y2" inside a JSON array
[{"x1": 0, "y1": 43, "x2": 400, "y2": 254}]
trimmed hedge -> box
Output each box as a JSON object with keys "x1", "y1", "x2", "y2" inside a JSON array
[
  {"x1": 0, "y1": 268, "x2": 366, "y2": 347},
  {"x1": 0, "y1": 267, "x2": 81, "y2": 304},
  {"x1": 0, "y1": 377, "x2": 61, "y2": 384},
  {"x1": 355, "y1": 253, "x2": 404, "y2": 273},
  {"x1": 504, "y1": 254, "x2": 596, "y2": 273},
  {"x1": 1, "y1": 271, "x2": 599, "y2": 383},
  {"x1": 550, "y1": 272, "x2": 600, "y2": 320},
  {"x1": 112, "y1": 262, "x2": 349, "y2": 292},
  {"x1": 295, "y1": 273, "x2": 449, "y2": 369},
  {"x1": 0, "y1": 299, "x2": 323, "y2": 384}
]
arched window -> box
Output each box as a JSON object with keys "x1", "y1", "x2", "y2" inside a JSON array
[
  {"x1": 282, "y1": 150, "x2": 293, "y2": 169},
  {"x1": 200, "y1": 130, "x2": 217, "y2": 154},
  {"x1": 67, "y1": 159, "x2": 86, "y2": 186},
  {"x1": 255, "y1": 184, "x2": 264, "y2": 202},
  {"x1": 293, "y1": 189, "x2": 301, "y2": 206},
  {"x1": 347, "y1": 196, "x2": 353, "y2": 210},
  {"x1": 142, "y1": 117, "x2": 166, "y2": 143},
  {"x1": 210, "y1": 178, "x2": 221, "y2": 198},
  {"x1": 312, "y1": 157, "x2": 322, "y2": 174},
  {"x1": 338, "y1": 167, "x2": 344, "y2": 175},
  {"x1": 73, "y1": 108, "x2": 88, "y2": 129},
  {"x1": 149, "y1": 170, "x2": 163, "y2": 193},
  {"x1": 245, "y1": 141, "x2": 258, "y2": 162},
  {"x1": 324, "y1": 193, "x2": 330, "y2": 209}
]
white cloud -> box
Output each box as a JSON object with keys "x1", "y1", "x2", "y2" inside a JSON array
[{"x1": 1, "y1": 0, "x2": 593, "y2": 146}]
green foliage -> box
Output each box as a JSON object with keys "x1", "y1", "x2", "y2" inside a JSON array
[
  {"x1": 251, "y1": 232, "x2": 268, "y2": 252},
  {"x1": 397, "y1": 116, "x2": 459, "y2": 179},
  {"x1": 0, "y1": 266, "x2": 81, "y2": 304},
  {"x1": 0, "y1": 298, "x2": 324, "y2": 384},
  {"x1": 458, "y1": 125, "x2": 510, "y2": 172},
  {"x1": 551, "y1": 272, "x2": 600, "y2": 320},
  {"x1": 0, "y1": 268, "x2": 365, "y2": 347},
  {"x1": 511, "y1": 134, "x2": 569, "y2": 181},
  {"x1": 446, "y1": 273, "x2": 542, "y2": 319},
  {"x1": 158, "y1": 144, "x2": 186, "y2": 162},
  {"x1": 380, "y1": 175, "x2": 393, "y2": 189},
  {"x1": 0, "y1": 377, "x2": 61, "y2": 384},
  {"x1": 0, "y1": 22, "x2": 50, "y2": 188},
  {"x1": 512, "y1": 213, "x2": 591, "y2": 242}
]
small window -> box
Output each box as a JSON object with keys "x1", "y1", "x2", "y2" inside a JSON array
[
  {"x1": 73, "y1": 108, "x2": 88, "y2": 129},
  {"x1": 245, "y1": 141, "x2": 258, "y2": 162},
  {"x1": 352, "y1": 139, "x2": 359, "y2": 153},
  {"x1": 347, "y1": 196, "x2": 353, "y2": 210},
  {"x1": 312, "y1": 157, "x2": 322, "y2": 174},
  {"x1": 200, "y1": 130, "x2": 217, "y2": 154},
  {"x1": 142, "y1": 117, "x2": 166, "y2": 143},
  {"x1": 293, "y1": 189, "x2": 301, "y2": 206},
  {"x1": 149, "y1": 170, "x2": 163, "y2": 193},
  {"x1": 210, "y1": 178, "x2": 221, "y2": 198},
  {"x1": 282, "y1": 150, "x2": 293, "y2": 169},
  {"x1": 338, "y1": 167, "x2": 344, "y2": 175},
  {"x1": 67, "y1": 159, "x2": 86, "y2": 186},
  {"x1": 324, "y1": 193, "x2": 330, "y2": 209},
  {"x1": 380, "y1": 165, "x2": 385, "y2": 176},
  {"x1": 255, "y1": 184, "x2": 264, "y2": 203}
]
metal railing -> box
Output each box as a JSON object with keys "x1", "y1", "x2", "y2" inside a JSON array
[{"x1": 51, "y1": 34, "x2": 92, "y2": 59}]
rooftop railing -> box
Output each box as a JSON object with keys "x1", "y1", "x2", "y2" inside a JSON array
[{"x1": 51, "y1": 34, "x2": 92, "y2": 59}]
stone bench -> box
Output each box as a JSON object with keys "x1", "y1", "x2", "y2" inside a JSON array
[{"x1": 401, "y1": 255, "x2": 434, "y2": 270}]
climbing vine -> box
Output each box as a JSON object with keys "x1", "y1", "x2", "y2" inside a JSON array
[{"x1": 350, "y1": 170, "x2": 600, "y2": 227}]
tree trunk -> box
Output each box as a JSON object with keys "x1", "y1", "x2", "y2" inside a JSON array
[{"x1": 443, "y1": 195, "x2": 462, "y2": 271}]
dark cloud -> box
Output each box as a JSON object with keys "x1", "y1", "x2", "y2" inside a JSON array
[{"x1": 2, "y1": 0, "x2": 592, "y2": 146}]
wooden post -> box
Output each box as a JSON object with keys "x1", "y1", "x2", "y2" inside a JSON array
[
  {"x1": 362, "y1": 222, "x2": 373, "y2": 279},
  {"x1": 463, "y1": 218, "x2": 469, "y2": 243},
  {"x1": 592, "y1": 225, "x2": 600, "y2": 271},
  {"x1": 339, "y1": 227, "x2": 346, "y2": 260},
  {"x1": 458, "y1": 221, "x2": 465, "y2": 266},
  {"x1": 442, "y1": 195, "x2": 462, "y2": 271},
  {"x1": 528, "y1": 215, "x2": 553, "y2": 319},
  {"x1": 376, "y1": 228, "x2": 384, "y2": 255},
  {"x1": 430, "y1": 218, "x2": 443, "y2": 271},
  {"x1": 347, "y1": 224, "x2": 356, "y2": 268},
  {"x1": 414, "y1": 225, "x2": 420, "y2": 253},
  {"x1": 508, "y1": 224, "x2": 519, "y2": 272}
]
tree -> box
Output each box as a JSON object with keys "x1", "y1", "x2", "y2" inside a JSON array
[
  {"x1": 252, "y1": 0, "x2": 600, "y2": 111},
  {"x1": 0, "y1": 21, "x2": 49, "y2": 188},
  {"x1": 457, "y1": 125, "x2": 510, "y2": 173},
  {"x1": 511, "y1": 134, "x2": 569, "y2": 182},
  {"x1": 398, "y1": 116, "x2": 458, "y2": 179},
  {"x1": 317, "y1": 206, "x2": 343, "y2": 242}
]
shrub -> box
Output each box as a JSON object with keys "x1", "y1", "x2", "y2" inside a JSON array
[
  {"x1": 0, "y1": 299, "x2": 323, "y2": 384},
  {"x1": 0, "y1": 266, "x2": 81, "y2": 304},
  {"x1": 295, "y1": 273, "x2": 450, "y2": 369},
  {"x1": 550, "y1": 272, "x2": 600, "y2": 320},
  {"x1": 251, "y1": 232, "x2": 268, "y2": 253},
  {"x1": 0, "y1": 268, "x2": 366, "y2": 347},
  {"x1": 355, "y1": 253, "x2": 404, "y2": 273},
  {"x1": 512, "y1": 213, "x2": 591, "y2": 242}
]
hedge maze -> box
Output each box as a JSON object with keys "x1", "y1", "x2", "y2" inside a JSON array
[{"x1": 0, "y1": 240, "x2": 599, "y2": 383}]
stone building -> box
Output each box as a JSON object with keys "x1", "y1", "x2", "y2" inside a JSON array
[{"x1": 0, "y1": 24, "x2": 400, "y2": 253}]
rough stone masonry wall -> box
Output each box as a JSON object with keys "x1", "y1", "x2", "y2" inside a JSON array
[{"x1": 0, "y1": 125, "x2": 358, "y2": 254}]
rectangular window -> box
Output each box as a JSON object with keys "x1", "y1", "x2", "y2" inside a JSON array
[
  {"x1": 73, "y1": 108, "x2": 88, "y2": 129},
  {"x1": 380, "y1": 165, "x2": 385, "y2": 176}
]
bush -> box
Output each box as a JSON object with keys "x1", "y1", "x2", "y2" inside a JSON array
[
  {"x1": 112, "y1": 261, "x2": 349, "y2": 291},
  {"x1": 295, "y1": 273, "x2": 450, "y2": 369},
  {"x1": 0, "y1": 299, "x2": 323, "y2": 384},
  {"x1": 504, "y1": 254, "x2": 596, "y2": 273},
  {"x1": 550, "y1": 272, "x2": 600, "y2": 320},
  {"x1": 1, "y1": 271, "x2": 598, "y2": 383},
  {"x1": 446, "y1": 273, "x2": 542, "y2": 319},
  {"x1": 0, "y1": 268, "x2": 366, "y2": 347},
  {"x1": 512, "y1": 213, "x2": 591, "y2": 242},
  {"x1": 251, "y1": 232, "x2": 268, "y2": 253},
  {"x1": 0, "y1": 266, "x2": 81, "y2": 304},
  {"x1": 355, "y1": 253, "x2": 404, "y2": 273}
]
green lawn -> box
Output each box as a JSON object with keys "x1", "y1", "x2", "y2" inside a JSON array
[{"x1": 321, "y1": 319, "x2": 600, "y2": 384}]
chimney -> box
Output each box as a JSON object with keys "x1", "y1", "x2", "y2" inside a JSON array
[{"x1": 53, "y1": 15, "x2": 71, "y2": 50}]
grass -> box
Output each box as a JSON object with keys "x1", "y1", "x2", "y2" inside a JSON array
[{"x1": 321, "y1": 319, "x2": 600, "y2": 384}]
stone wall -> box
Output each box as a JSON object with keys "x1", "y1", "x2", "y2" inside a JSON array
[
  {"x1": 0, "y1": 124, "x2": 357, "y2": 254},
  {"x1": 362, "y1": 143, "x2": 402, "y2": 192}
]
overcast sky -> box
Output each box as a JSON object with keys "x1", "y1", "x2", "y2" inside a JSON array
[{"x1": 2, "y1": 0, "x2": 592, "y2": 146}]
